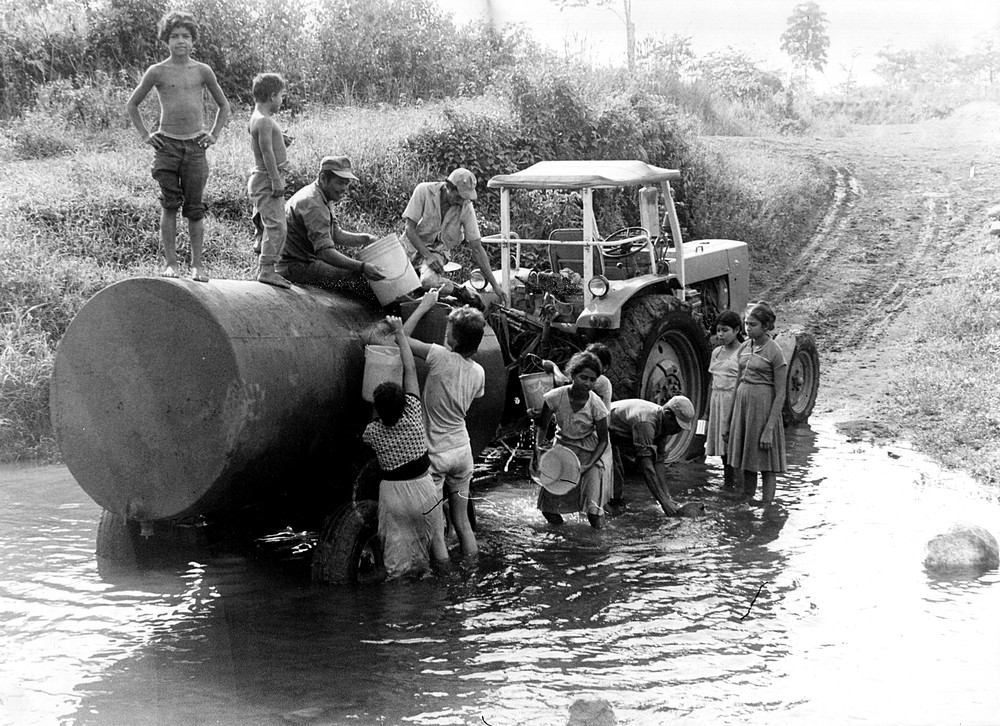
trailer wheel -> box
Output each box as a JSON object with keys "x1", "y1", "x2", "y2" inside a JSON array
[
  {"x1": 311, "y1": 501, "x2": 384, "y2": 586},
  {"x1": 782, "y1": 331, "x2": 820, "y2": 426},
  {"x1": 604, "y1": 295, "x2": 711, "y2": 462},
  {"x1": 96, "y1": 509, "x2": 143, "y2": 564}
]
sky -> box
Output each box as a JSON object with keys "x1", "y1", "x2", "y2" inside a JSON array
[{"x1": 434, "y1": 0, "x2": 1000, "y2": 89}]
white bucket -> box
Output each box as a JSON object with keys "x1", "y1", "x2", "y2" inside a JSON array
[
  {"x1": 362, "y1": 344, "x2": 403, "y2": 403},
  {"x1": 519, "y1": 371, "x2": 554, "y2": 411},
  {"x1": 357, "y1": 233, "x2": 421, "y2": 305}
]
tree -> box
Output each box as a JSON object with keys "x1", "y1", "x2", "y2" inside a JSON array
[
  {"x1": 780, "y1": 1, "x2": 829, "y2": 84},
  {"x1": 695, "y1": 48, "x2": 784, "y2": 102},
  {"x1": 552, "y1": 0, "x2": 636, "y2": 73},
  {"x1": 636, "y1": 33, "x2": 694, "y2": 79}
]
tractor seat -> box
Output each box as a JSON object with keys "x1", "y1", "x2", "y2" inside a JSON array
[{"x1": 547, "y1": 228, "x2": 604, "y2": 277}]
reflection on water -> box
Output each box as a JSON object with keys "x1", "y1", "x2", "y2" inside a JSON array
[{"x1": 2, "y1": 420, "x2": 999, "y2": 726}]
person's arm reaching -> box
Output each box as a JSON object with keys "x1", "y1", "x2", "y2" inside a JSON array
[
  {"x1": 400, "y1": 288, "x2": 437, "y2": 360},
  {"x1": 467, "y1": 237, "x2": 507, "y2": 305},
  {"x1": 386, "y1": 316, "x2": 419, "y2": 397},
  {"x1": 404, "y1": 218, "x2": 445, "y2": 274}
]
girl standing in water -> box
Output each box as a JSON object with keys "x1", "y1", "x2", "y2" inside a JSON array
[
  {"x1": 706, "y1": 310, "x2": 743, "y2": 492},
  {"x1": 724, "y1": 302, "x2": 787, "y2": 506},
  {"x1": 363, "y1": 316, "x2": 449, "y2": 579},
  {"x1": 535, "y1": 351, "x2": 610, "y2": 528},
  {"x1": 542, "y1": 342, "x2": 617, "y2": 505}
]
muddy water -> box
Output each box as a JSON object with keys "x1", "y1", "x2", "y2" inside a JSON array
[{"x1": 2, "y1": 419, "x2": 998, "y2": 726}]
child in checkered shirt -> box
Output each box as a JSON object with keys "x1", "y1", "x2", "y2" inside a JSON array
[{"x1": 363, "y1": 316, "x2": 449, "y2": 579}]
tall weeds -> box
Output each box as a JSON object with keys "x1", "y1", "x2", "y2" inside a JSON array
[{"x1": 0, "y1": 74, "x2": 834, "y2": 460}]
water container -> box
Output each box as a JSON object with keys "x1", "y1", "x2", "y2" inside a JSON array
[
  {"x1": 362, "y1": 344, "x2": 404, "y2": 402},
  {"x1": 519, "y1": 371, "x2": 554, "y2": 411},
  {"x1": 357, "y1": 233, "x2": 421, "y2": 305},
  {"x1": 400, "y1": 300, "x2": 450, "y2": 345}
]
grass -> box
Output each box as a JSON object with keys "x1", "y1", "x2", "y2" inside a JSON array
[
  {"x1": 879, "y1": 262, "x2": 1000, "y2": 485},
  {"x1": 696, "y1": 136, "x2": 832, "y2": 290},
  {"x1": 0, "y1": 97, "x2": 834, "y2": 462}
]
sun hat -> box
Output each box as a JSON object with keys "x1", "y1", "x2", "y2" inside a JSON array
[
  {"x1": 537, "y1": 444, "x2": 581, "y2": 495},
  {"x1": 447, "y1": 168, "x2": 478, "y2": 200},
  {"x1": 320, "y1": 155, "x2": 358, "y2": 180},
  {"x1": 663, "y1": 395, "x2": 695, "y2": 430}
]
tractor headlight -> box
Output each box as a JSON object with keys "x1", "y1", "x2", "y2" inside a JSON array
[
  {"x1": 469, "y1": 269, "x2": 487, "y2": 291},
  {"x1": 587, "y1": 275, "x2": 610, "y2": 298}
]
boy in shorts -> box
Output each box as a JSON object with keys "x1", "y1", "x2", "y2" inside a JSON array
[
  {"x1": 126, "y1": 10, "x2": 231, "y2": 282},
  {"x1": 247, "y1": 72, "x2": 291, "y2": 288},
  {"x1": 403, "y1": 289, "x2": 486, "y2": 559}
]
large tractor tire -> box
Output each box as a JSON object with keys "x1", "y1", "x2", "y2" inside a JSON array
[
  {"x1": 604, "y1": 295, "x2": 712, "y2": 462},
  {"x1": 311, "y1": 501, "x2": 384, "y2": 586},
  {"x1": 781, "y1": 330, "x2": 820, "y2": 426}
]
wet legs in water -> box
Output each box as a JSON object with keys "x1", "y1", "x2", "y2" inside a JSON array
[
  {"x1": 722, "y1": 455, "x2": 737, "y2": 490},
  {"x1": 740, "y1": 470, "x2": 776, "y2": 505}
]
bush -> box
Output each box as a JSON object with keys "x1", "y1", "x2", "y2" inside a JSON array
[
  {"x1": 8, "y1": 114, "x2": 77, "y2": 159},
  {"x1": 33, "y1": 72, "x2": 131, "y2": 130},
  {"x1": 0, "y1": 91, "x2": 833, "y2": 460}
]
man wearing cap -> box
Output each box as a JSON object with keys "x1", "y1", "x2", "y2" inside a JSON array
[
  {"x1": 401, "y1": 168, "x2": 507, "y2": 307},
  {"x1": 608, "y1": 396, "x2": 695, "y2": 516},
  {"x1": 276, "y1": 155, "x2": 386, "y2": 289}
]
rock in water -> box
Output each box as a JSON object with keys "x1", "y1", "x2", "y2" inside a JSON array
[
  {"x1": 924, "y1": 524, "x2": 999, "y2": 571},
  {"x1": 566, "y1": 696, "x2": 617, "y2": 726}
]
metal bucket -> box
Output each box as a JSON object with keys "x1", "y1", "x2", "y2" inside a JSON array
[
  {"x1": 362, "y1": 344, "x2": 403, "y2": 402},
  {"x1": 357, "y1": 233, "x2": 420, "y2": 305},
  {"x1": 519, "y1": 371, "x2": 554, "y2": 411}
]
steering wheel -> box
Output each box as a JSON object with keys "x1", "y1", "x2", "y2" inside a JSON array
[{"x1": 601, "y1": 227, "x2": 650, "y2": 259}]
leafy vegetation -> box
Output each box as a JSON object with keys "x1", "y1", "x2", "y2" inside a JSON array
[
  {"x1": 781, "y1": 1, "x2": 830, "y2": 84},
  {"x1": 881, "y1": 264, "x2": 1000, "y2": 485},
  {"x1": 1, "y1": 0, "x2": 998, "y2": 465}
]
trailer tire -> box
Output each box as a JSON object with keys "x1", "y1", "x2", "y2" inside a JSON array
[
  {"x1": 782, "y1": 331, "x2": 820, "y2": 426},
  {"x1": 96, "y1": 509, "x2": 143, "y2": 564},
  {"x1": 311, "y1": 500, "x2": 385, "y2": 586},
  {"x1": 604, "y1": 294, "x2": 711, "y2": 462}
]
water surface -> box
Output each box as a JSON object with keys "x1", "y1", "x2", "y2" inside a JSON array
[{"x1": 2, "y1": 418, "x2": 998, "y2": 725}]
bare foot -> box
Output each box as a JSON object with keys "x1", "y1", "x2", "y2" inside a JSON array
[
  {"x1": 191, "y1": 268, "x2": 209, "y2": 283},
  {"x1": 161, "y1": 265, "x2": 179, "y2": 278},
  {"x1": 257, "y1": 270, "x2": 291, "y2": 289}
]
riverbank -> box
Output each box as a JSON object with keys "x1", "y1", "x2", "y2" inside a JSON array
[
  {"x1": 3, "y1": 102, "x2": 999, "y2": 488},
  {"x1": 760, "y1": 101, "x2": 1000, "y2": 486}
]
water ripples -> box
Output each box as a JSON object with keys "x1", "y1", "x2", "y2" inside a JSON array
[{"x1": 2, "y1": 424, "x2": 999, "y2": 725}]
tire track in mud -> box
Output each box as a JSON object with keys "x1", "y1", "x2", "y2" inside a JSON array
[
  {"x1": 758, "y1": 163, "x2": 862, "y2": 306},
  {"x1": 833, "y1": 191, "x2": 946, "y2": 348},
  {"x1": 755, "y1": 152, "x2": 953, "y2": 352}
]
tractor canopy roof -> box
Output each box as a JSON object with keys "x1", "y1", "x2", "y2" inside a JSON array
[{"x1": 487, "y1": 160, "x2": 681, "y2": 191}]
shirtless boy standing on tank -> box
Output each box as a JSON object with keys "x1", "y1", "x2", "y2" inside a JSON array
[{"x1": 126, "y1": 10, "x2": 231, "y2": 282}]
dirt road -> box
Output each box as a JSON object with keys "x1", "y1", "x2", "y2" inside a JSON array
[{"x1": 759, "y1": 102, "x2": 1000, "y2": 451}]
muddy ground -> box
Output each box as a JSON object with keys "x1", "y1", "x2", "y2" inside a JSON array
[{"x1": 753, "y1": 101, "x2": 1000, "y2": 461}]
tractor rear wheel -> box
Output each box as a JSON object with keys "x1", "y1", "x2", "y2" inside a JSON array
[
  {"x1": 782, "y1": 331, "x2": 820, "y2": 426},
  {"x1": 604, "y1": 295, "x2": 712, "y2": 462},
  {"x1": 311, "y1": 501, "x2": 384, "y2": 585}
]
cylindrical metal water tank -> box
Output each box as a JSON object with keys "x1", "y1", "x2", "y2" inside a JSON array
[{"x1": 50, "y1": 278, "x2": 506, "y2": 523}]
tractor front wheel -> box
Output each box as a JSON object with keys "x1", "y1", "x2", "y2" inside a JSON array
[{"x1": 604, "y1": 295, "x2": 711, "y2": 462}]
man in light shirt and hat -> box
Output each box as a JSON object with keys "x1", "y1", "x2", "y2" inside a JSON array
[
  {"x1": 276, "y1": 155, "x2": 386, "y2": 289},
  {"x1": 401, "y1": 167, "x2": 507, "y2": 307},
  {"x1": 608, "y1": 396, "x2": 696, "y2": 516}
]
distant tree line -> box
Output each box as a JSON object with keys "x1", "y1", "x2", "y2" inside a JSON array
[
  {"x1": 3, "y1": 0, "x2": 996, "y2": 128},
  {"x1": 0, "y1": 0, "x2": 539, "y2": 118}
]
